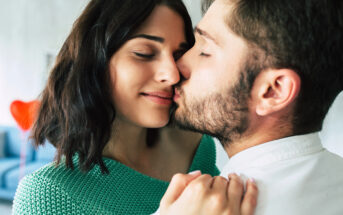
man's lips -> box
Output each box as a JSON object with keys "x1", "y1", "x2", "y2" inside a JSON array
[
  {"x1": 141, "y1": 91, "x2": 173, "y2": 105},
  {"x1": 173, "y1": 88, "x2": 181, "y2": 102}
]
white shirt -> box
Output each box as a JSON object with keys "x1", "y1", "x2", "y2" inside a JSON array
[{"x1": 221, "y1": 132, "x2": 343, "y2": 215}]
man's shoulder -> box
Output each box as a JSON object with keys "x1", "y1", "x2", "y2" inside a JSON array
[
  {"x1": 252, "y1": 148, "x2": 343, "y2": 215},
  {"x1": 317, "y1": 148, "x2": 343, "y2": 166}
]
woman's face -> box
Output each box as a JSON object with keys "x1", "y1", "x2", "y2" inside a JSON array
[{"x1": 109, "y1": 5, "x2": 188, "y2": 128}]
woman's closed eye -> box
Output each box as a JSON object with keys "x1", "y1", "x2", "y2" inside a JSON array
[{"x1": 134, "y1": 52, "x2": 155, "y2": 59}]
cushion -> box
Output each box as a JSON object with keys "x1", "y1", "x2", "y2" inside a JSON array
[
  {"x1": 0, "y1": 131, "x2": 5, "y2": 158},
  {"x1": 0, "y1": 158, "x2": 20, "y2": 187},
  {"x1": 0, "y1": 126, "x2": 34, "y2": 161}
]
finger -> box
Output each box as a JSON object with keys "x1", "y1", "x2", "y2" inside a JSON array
[
  {"x1": 227, "y1": 173, "x2": 244, "y2": 214},
  {"x1": 211, "y1": 176, "x2": 229, "y2": 198},
  {"x1": 205, "y1": 176, "x2": 230, "y2": 211},
  {"x1": 160, "y1": 171, "x2": 201, "y2": 207},
  {"x1": 182, "y1": 174, "x2": 213, "y2": 197},
  {"x1": 241, "y1": 178, "x2": 258, "y2": 215}
]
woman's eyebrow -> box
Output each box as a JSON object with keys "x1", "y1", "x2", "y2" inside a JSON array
[
  {"x1": 131, "y1": 34, "x2": 188, "y2": 49},
  {"x1": 130, "y1": 34, "x2": 164, "y2": 43},
  {"x1": 179, "y1": 42, "x2": 189, "y2": 49}
]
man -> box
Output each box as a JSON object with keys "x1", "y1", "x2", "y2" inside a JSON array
[{"x1": 159, "y1": 0, "x2": 343, "y2": 214}]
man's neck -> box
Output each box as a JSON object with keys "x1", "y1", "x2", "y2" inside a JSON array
[{"x1": 223, "y1": 123, "x2": 293, "y2": 158}]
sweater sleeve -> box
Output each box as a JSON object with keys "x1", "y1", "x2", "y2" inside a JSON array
[{"x1": 12, "y1": 174, "x2": 86, "y2": 215}]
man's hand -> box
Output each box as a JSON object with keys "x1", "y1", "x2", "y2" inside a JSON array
[{"x1": 160, "y1": 173, "x2": 258, "y2": 215}]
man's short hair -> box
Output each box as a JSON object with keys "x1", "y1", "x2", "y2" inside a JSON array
[{"x1": 226, "y1": 0, "x2": 343, "y2": 134}]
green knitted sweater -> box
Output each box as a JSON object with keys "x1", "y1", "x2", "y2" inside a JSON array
[{"x1": 13, "y1": 135, "x2": 219, "y2": 215}]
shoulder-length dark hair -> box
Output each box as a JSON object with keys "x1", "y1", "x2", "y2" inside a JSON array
[{"x1": 32, "y1": 0, "x2": 195, "y2": 174}]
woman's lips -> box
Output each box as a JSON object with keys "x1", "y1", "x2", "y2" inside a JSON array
[{"x1": 142, "y1": 92, "x2": 173, "y2": 105}]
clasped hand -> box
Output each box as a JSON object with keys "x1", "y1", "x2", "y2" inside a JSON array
[{"x1": 159, "y1": 171, "x2": 258, "y2": 215}]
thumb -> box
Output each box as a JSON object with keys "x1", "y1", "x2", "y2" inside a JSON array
[{"x1": 160, "y1": 171, "x2": 201, "y2": 207}]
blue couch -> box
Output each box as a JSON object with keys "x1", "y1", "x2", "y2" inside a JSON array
[{"x1": 0, "y1": 126, "x2": 55, "y2": 201}]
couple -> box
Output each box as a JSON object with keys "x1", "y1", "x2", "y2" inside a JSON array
[{"x1": 13, "y1": 0, "x2": 343, "y2": 214}]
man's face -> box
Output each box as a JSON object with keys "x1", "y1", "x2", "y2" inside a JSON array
[{"x1": 173, "y1": 0, "x2": 252, "y2": 143}]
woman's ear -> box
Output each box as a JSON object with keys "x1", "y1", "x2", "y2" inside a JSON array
[{"x1": 252, "y1": 69, "x2": 301, "y2": 116}]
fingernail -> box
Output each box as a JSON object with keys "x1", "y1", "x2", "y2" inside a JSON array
[
  {"x1": 228, "y1": 173, "x2": 237, "y2": 178},
  {"x1": 248, "y1": 178, "x2": 256, "y2": 184},
  {"x1": 228, "y1": 173, "x2": 244, "y2": 184},
  {"x1": 188, "y1": 170, "x2": 201, "y2": 175}
]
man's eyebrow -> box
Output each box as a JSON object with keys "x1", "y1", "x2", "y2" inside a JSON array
[
  {"x1": 130, "y1": 34, "x2": 164, "y2": 43},
  {"x1": 194, "y1": 26, "x2": 218, "y2": 45}
]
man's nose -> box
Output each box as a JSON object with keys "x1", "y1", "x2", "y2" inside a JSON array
[{"x1": 176, "y1": 51, "x2": 191, "y2": 80}]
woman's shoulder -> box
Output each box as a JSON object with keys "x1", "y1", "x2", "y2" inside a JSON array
[
  {"x1": 13, "y1": 169, "x2": 60, "y2": 205},
  {"x1": 200, "y1": 134, "x2": 215, "y2": 144},
  {"x1": 13, "y1": 163, "x2": 86, "y2": 214},
  {"x1": 17, "y1": 160, "x2": 75, "y2": 186},
  {"x1": 198, "y1": 134, "x2": 216, "y2": 157}
]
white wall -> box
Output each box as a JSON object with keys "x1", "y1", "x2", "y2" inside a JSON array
[
  {"x1": 0, "y1": 0, "x2": 88, "y2": 125},
  {"x1": 183, "y1": 0, "x2": 202, "y2": 26},
  {"x1": 0, "y1": 0, "x2": 342, "y2": 164}
]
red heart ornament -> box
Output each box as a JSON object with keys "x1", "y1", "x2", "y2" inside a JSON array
[{"x1": 10, "y1": 100, "x2": 40, "y2": 131}]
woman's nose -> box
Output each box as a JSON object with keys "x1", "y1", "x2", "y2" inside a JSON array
[{"x1": 155, "y1": 57, "x2": 180, "y2": 85}]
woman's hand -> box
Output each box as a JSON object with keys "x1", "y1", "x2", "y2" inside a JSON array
[{"x1": 159, "y1": 172, "x2": 258, "y2": 215}]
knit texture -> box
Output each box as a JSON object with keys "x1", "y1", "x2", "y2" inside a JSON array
[{"x1": 13, "y1": 135, "x2": 219, "y2": 215}]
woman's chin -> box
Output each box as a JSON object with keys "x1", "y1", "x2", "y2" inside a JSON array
[{"x1": 141, "y1": 118, "x2": 170, "y2": 128}]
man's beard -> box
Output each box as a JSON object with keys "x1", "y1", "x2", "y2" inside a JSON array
[{"x1": 171, "y1": 70, "x2": 254, "y2": 146}]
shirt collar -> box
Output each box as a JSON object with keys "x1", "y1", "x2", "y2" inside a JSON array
[{"x1": 222, "y1": 132, "x2": 324, "y2": 173}]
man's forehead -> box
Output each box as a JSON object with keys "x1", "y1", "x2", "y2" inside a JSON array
[{"x1": 197, "y1": 0, "x2": 232, "y2": 46}]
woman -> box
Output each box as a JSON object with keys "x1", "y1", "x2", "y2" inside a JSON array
[{"x1": 13, "y1": 0, "x2": 256, "y2": 214}]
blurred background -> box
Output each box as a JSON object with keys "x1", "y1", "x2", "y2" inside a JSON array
[{"x1": 0, "y1": 0, "x2": 342, "y2": 213}]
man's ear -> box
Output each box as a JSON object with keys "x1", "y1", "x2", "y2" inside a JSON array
[{"x1": 252, "y1": 69, "x2": 301, "y2": 116}]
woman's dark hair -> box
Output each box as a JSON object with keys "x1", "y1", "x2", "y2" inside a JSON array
[{"x1": 32, "y1": 0, "x2": 194, "y2": 174}]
